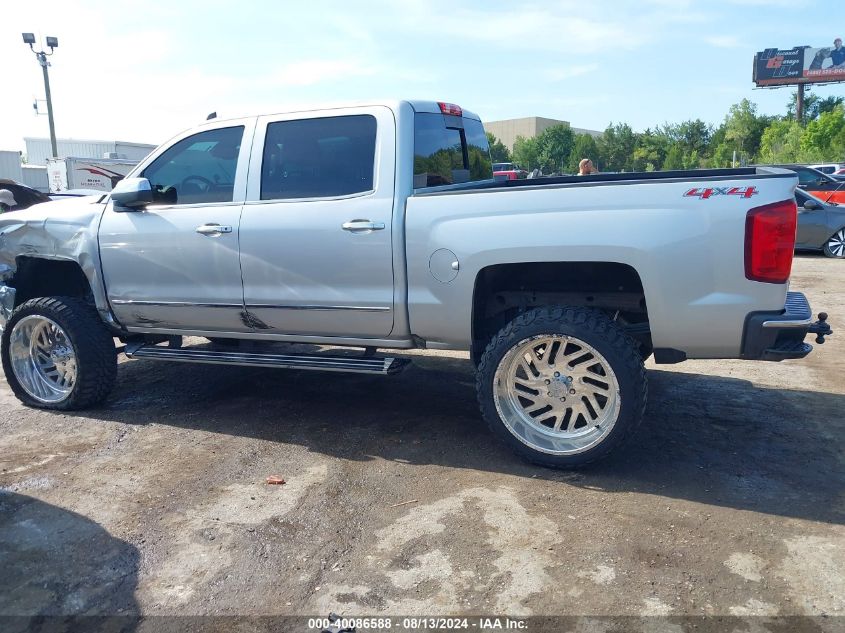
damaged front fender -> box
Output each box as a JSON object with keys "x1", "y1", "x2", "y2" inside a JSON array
[{"x1": 0, "y1": 197, "x2": 121, "y2": 330}]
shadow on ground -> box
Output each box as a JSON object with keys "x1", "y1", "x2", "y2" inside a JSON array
[
  {"x1": 71, "y1": 349, "x2": 845, "y2": 526},
  {"x1": 0, "y1": 491, "x2": 139, "y2": 630}
]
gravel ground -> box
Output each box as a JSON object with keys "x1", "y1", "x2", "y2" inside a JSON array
[{"x1": 0, "y1": 254, "x2": 843, "y2": 629}]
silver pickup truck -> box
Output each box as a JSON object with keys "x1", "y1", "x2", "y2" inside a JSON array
[{"x1": 0, "y1": 100, "x2": 833, "y2": 466}]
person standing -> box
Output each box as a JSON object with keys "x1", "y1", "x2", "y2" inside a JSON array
[
  {"x1": 578, "y1": 158, "x2": 598, "y2": 175},
  {"x1": 0, "y1": 189, "x2": 17, "y2": 213},
  {"x1": 831, "y1": 38, "x2": 845, "y2": 68}
]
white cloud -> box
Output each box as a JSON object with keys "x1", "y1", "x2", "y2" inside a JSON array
[
  {"x1": 271, "y1": 59, "x2": 377, "y2": 87},
  {"x1": 545, "y1": 64, "x2": 600, "y2": 81},
  {"x1": 384, "y1": 0, "x2": 708, "y2": 55},
  {"x1": 705, "y1": 35, "x2": 742, "y2": 49}
]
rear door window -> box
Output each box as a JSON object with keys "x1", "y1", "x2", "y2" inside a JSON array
[
  {"x1": 260, "y1": 115, "x2": 377, "y2": 200},
  {"x1": 413, "y1": 113, "x2": 492, "y2": 188}
]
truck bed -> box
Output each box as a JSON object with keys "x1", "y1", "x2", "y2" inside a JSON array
[
  {"x1": 404, "y1": 165, "x2": 799, "y2": 357},
  {"x1": 414, "y1": 167, "x2": 795, "y2": 196}
]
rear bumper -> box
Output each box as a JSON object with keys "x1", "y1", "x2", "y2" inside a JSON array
[
  {"x1": 0, "y1": 283, "x2": 15, "y2": 333},
  {"x1": 741, "y1": 291, "x2": 832, "y2": 361}
]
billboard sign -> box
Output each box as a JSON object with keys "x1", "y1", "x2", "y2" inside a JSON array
[{"x1": 754, "y1": 38, "x2": 845, "y2": 86}]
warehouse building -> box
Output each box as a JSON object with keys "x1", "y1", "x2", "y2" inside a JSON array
[
  {"x1": 485, "y1": 117, "x2": 602, "y2": 151},
  {"x1": 23, "y1": 137, "x2": 157, "y2": 166},
  {"x1": 0, "y1": 138, "x2": 159, "y2": 192}
]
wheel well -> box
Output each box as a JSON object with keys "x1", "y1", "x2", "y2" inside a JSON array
[
  {"x1": 471, "y1": 262, "x2": 651, "y2": 362},
  {"x1": 9, "y1": 257, "x2": 93, "y2": 307},
  {"x1": 826, "y1": 225, "x2": 845, "y2": 241}
]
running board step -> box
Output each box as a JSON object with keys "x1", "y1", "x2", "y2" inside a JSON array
[{"x1": 124, "y1": 343, "x2": 410, "y2": 375}]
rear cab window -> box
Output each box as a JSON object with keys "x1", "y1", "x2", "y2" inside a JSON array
[
  {"x1": 413, "y1": 110, "x2": 492, "y2": 188},
  {"x1": 261, "y1": 115, "x2": 377, "y2": 200}
]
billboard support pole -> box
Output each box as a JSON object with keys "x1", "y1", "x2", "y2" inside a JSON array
[{"x1": 796, "y1": 84, "x2": 805, "y2": 123}]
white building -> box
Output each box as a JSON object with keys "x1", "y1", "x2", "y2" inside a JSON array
[{"x1": 24, "y1": 137, "x2": 158, "y2": 166}]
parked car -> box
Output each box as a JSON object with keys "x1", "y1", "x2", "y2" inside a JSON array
[
  {"x1": 0, "y1": 100, "x2": 832, "y2": 467},
  {"x1": 809, "y1": 163, "x2": 845, "y2": 175},
  {"x1": 492, "y1": 162, "x2": 528, "y2": 180},
  {"x1": 0, "y1": 179, "x2": 52, "y2": 211},
  {"x1": 796, "y1": 189, "x2": 845, "y2": 258},
  {"x1": 766, "y1": 164, "x2": 845, "y2": 204}
]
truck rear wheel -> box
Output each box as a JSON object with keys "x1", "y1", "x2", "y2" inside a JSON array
[
  {"x1": 476, "y1": 306, "x2": 647, "y2": 467},
  {"x1": 1, "y1": 297, "x2": 117, "y2": 410}
]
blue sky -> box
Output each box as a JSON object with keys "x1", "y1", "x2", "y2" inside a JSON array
[{"x1": 2, "y1": 0, "x2": 844, "y2": 152}]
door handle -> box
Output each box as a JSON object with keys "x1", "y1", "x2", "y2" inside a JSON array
[
  {"x1": 342, "y1": 220, "x2": 385, "y2": 232},
  {"x1": 196, "y1": 224, "x2": 233, "y2": 236}
]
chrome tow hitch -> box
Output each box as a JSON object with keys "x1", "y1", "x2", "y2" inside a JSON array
[{"x1": 808, "y1": 312, "x2": 832, "y2": 344}]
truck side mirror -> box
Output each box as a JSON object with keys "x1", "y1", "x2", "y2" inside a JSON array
[{"x1": 111, "y1": 177, "x2": 152, "y2": 210}]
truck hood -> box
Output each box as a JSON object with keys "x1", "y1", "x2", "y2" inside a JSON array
[{"x1": 0, "y1": 196, "x2": 107, "y2": 275}]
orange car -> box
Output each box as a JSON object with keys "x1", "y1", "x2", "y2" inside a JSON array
[{"x1": 770, "y1": 164, "x2": 845, "y2": 205}]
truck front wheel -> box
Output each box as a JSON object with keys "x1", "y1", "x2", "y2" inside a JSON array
[
  {"x1": 1, "y1": 297, "x2": 117, "y2": 410},
  {"x1": 476, "y1": 306, "x2": 647, "y2": 467}
]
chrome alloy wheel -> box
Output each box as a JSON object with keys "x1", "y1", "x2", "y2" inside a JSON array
[
  {"x1": 8, "y1": 315, "x2": 78, "y2": 403},
  {"x1": 826, "y1": 228, "x2": 845, "y2": 258},
  {"x1": 493, "y1": 335, "x2": 621, "y2": 455}
]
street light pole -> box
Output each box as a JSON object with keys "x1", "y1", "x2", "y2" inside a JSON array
[
  {"x1": 22, "y1": 33, "x2": 59, "y2": 159},
  {"x1": 37, "y1": 52, "x2": 58, "y2": 158}
]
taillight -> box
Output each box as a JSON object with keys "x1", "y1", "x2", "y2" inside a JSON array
[
  {"x1": 438, "y1": 102, "x2": 463, "y2": 116},
  {"x1": 744, "y1": 198, "x2": 797, "y2": 284}
]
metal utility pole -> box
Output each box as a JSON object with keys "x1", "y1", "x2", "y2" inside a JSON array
[
  {"x1": 796, "y1": 84, "x2": 805, "y2": 124},
  {"x1": 22, "y1": 33, "x2": 59, "y2": 158}
]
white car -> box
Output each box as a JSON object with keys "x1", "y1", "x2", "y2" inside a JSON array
[{"x1": 809, "y1": 163, "x2": 845, "y2": 175}]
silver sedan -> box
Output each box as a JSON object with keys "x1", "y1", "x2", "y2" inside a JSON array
[{"x1": 796, "y1": 189, "x2": 845, "y2": 258}]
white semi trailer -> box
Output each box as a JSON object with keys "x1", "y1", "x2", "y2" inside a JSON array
[{"x1": 46, "y1": 156, "x2": 138, "y2": 193}]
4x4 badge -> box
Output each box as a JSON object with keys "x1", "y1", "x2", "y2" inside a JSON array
[{"x1": 684, "y1": 186, "x2": 759, "y2": 199}]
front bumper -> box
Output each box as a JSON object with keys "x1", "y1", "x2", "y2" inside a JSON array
[
  {"x1": 741, "y1": 291, "x2": 833, "y2": 361},
  {"x1": 0, "y1": 283, "x2": 15, "y2": 333}
]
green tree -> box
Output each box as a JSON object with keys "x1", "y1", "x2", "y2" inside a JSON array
[
  {"x1": 831, "y1": 125, "x2": 845, "y2": 160},
  {"x1": 786, "y1": 88, "x2": 844, "y2": 123},
  {"x1": 486, "y1": 132, "x2": 511, "y2": 163},
  {"x1": 599, "y1": 123, "x2": 637, "y2": 171},
  {"x1": 684, "y1": 149, "x2": 701, "y2": 169},
  {"x1": 568, "y1": 133, "x2": 600, "y2": 173},
  {"x1": 801, "y1": 105, "x2": 845, "y2": 160},
  {"x1": 818, "y1": 96, "x2": 845, "y2": 117},
  {"x1": 787, "y1": 89, "x2": 821, "y2": 124},
  {"x1": 661, "y1": 119, "x2": 712, "y2": 155},
  {"x1": 536, "y1": 124, "x2": 575, "y2": 174},
  {"x1": 722, "y1": 99, "x2": 772, "y2": 164},
  {"x1": 708, "y1": 141, "x2": 735, "y2": 168},
  {"x1": 663, "y1": 144, "x2": 685, "y2": 170},
  {"x1": 725, "y1": 99, "x2": 758, "y2": 158},
  {"x1": 759, "y1": 119, "x2": 804, "y2": 163},
  {"x1": 631, "y1": 128, "x2": 669, "y2": 171},
  {"x1": 512, "y1": 135, "x2": 540, "y2": 171}
]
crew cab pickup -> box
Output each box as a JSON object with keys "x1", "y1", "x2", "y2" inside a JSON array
[{"x1": 0, "y1": 100, "x2": 833, "y2": 466}]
